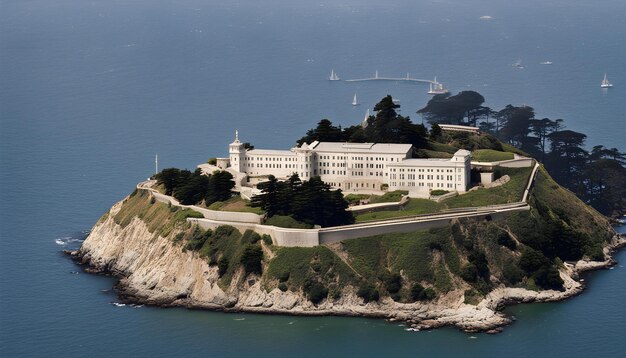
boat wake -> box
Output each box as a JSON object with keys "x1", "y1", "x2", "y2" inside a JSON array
[
  {"x1": 55, "y1": 237, "x2": 84, "y2": 246},
  {"x1": 111, "y1": 302, "x2": 144, "y2": 308}
]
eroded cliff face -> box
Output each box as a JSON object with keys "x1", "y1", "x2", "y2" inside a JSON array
[{"x1": 75, "y1": 196, "x2": 624, "y2": 333}]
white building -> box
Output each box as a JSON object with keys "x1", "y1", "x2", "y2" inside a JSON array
[{"x1": 223, "y1": 131, "x2": 471, "y2": 197}]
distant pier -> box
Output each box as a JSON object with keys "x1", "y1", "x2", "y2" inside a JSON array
[{"x1": 345, "y1": 71, "x2": 436, "y2": 84}]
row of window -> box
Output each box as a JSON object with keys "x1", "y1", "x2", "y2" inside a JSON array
[
  {"x1": 390, "y1": 167, "x2": 457, "y2": 173},
  {"x1": 389, "y1": 182, "x2": 455, "y2": 189},
  {"x1": 243, "y1": 156, "x2": 296, "y2": 162},
  {"x1": 390, "y1": 174, "x2": 462, "y2": 181}
]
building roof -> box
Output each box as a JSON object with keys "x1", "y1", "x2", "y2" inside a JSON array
[
  {"x1": 311, "y1": 142, "x2": 413, "y2": 155},
  {"x1": 453, "y1": 149, "x2": 471, "y2": 157},
  {"x1": 387, "y1": 158, "x2": 465, "y2": 168},
  {"x1": 246, "y1": 149, "x2": 296, "y2": 156}
]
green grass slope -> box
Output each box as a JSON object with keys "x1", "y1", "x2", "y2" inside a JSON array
[{"x1": 111, "y1": 168, "x2": 615, "y2": 306}]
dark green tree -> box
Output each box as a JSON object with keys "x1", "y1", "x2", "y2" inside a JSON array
[
  {"x1": 417, "y1": 91, "x2": 489, "y2": 126},
  {"x1": 156, "y1": 168, "x2": 182, "y2": 196},
  {"x1": 297, "y1": 119, "x2": 343, "y2": 145},
  {"x1": 497, "y1": 105, "x2": 535, "y2": 149},
  {"x1": 251, "y1": 175, "x2": 280, "y2": 216},
  {"x1": 430, "y1": 123, "x2": 443, "y2": 140},
  {"x1": 205, "y1": 170, "x2": 235, "y2": 204},
  {"x1": 173, "y1": 169, "x2": 209, "y2": 205},
  {"x1": 546, "y1": 130, "x2": 588, "y2": 191}
]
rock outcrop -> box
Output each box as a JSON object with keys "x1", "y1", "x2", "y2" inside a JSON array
[{"x1": 73, "y1": 196, "x2": 625, "y2": 333}]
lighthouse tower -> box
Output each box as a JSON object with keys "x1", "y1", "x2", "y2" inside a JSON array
[{"x1": 229, "y1": 130, "x2": 245, "y2": 172}]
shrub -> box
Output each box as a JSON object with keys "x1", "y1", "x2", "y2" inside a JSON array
[
  {"x1": 278, "y1": 271, "x2": 290, "y2": 282},
  {"x1": 519, "y1": 248, "x2": 550, "y2": 274},
  {"x1": 468, "y1": 251, "x2": 490, "y2": 279},
  {"x1": 502, "y1": 263, "x2": 524, "y2": 284},
  {"x1": 304, "y1": 280, "x2": 328, "y2": 304},
  {"x1": 533, "y1": 265, "x2": 564, "y2": 291},
  {"x1": 410, "y1": 283, "x2": 436, "y2": 301},
  {"x1": 460, "y1": 263, "x2": 478, "y2": 282},
  {"x1": 240, "y1": 244, "x2": 263, "y2": 275},
  {"x1": 207, "y1": 158, "x2": 217, "y2": 165},
  {"x1": 430, "y1": 190, "x2": 449, "y2": 196},
  {"x1": 330, "y1": 287, "x2": 342, "y2": 300},
  {"x1": 464, "y1": 288, "x2": 483, "y2": 305},
  {"x1": 278, "y1": 282, "x2": 288, "y2": 292},
  {"x1": 585, "y1": 244, "x2": 605, "y2": 261},
  {"x1": 497, "y1": 232, "x2": 517, "y2": 250},
  {"x1": 381, "y1": 272, "x2": 402, "y2": 294},
  {"x1": 242, "y1": 230, "x2": 261, "y2": 244},
  {"x1": 184, "y1": 227, "x2": 210, "y2": 251},
  {"x1": 262, "y1": 234, "x2": 273, "y2": 246},
  {"x1": 357, "y1": 283, "x2": 380, "y2": 303},
  {"x1": 428, "y1": 241, "x2": 442, "y2": 251},
  {"x1": 218, "y1": 256, "x2": 229, "y2": 277}
]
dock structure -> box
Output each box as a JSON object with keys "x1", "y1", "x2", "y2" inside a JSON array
[{"x1": 345, "y1": 71, "x2": 437, "y2": 84}]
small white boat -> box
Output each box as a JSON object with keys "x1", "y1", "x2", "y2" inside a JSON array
[
  {"x1": 329, "y1": 69, "x2": 340, "y2": 81},
  {"x1": 601, "y1": 73, "x2": 613, "y2": 88},
  {"x1": 428, "y1": 77, "x2": 449, "y2": 95},
  {"x1": 512, "y1": 60, "x2": 525, "y2": 69},
  {"x1": 352, "y1": 94, "x2": 359, "y2": 106},
  {"x1": 540, "y1": 61, "x2": 553, "y2": 65}
]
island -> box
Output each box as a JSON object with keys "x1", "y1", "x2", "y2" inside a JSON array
[{"x1": 70, "y1": 95, "x2": 625, "y2": 333}]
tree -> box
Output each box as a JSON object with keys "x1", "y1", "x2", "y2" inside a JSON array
[
  {"x1": 251, "y1": 175, "x2": 280, "y2": 216},
  {"x1": 529, "y1": 118, "x2": 561, "y2": 160},
  {"x1": 156, "y1": 168, "x2": 182, "y2": 196},
  {"x1": 417, "y1": 91, "x2": 489, "y2": 126},
  {"x1": 497, "y1": 105, "x2": 535, "y2": 149},
  {"x1": 297, "y1": 119, "x2": 343, "y2": 145},
  {"x1": 430, "y1": 123, "x2": 443, "y2": 140},
  {"x1": 478, "y1": 120, "x2": 496, "y2": 135},
  {"x1": 583, "y1": 157, "x2": 626, "y2": 216},
  {"x1": 173, "y1": 169, "x2": 209, "y2": 205},
  {"x1": 546, "y1": 130, "x2": 588, "y2": 190},
  {"x1": 205, "y1": 170, "x2": 235, "y2": 204},
  {"x1": 365, "y1": 95, "x2": 427, "y2": 148}
]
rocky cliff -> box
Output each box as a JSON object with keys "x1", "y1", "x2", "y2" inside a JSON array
[{"x1": 74, "y1": 177, "x2": 625, "y2": 333}]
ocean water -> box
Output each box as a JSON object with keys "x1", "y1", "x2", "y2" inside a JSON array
[{"x1": 0, "y1": 0, "x2": 624, "y2": 356}]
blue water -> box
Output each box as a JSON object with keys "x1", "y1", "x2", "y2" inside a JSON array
[{"x1": 1, "y1": 0, "x2": 625, "y2": 356}]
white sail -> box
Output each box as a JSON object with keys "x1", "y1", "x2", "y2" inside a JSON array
[
  {"x1": 361, "y1": 109, "x2": 370, "y2": 128},
  {"x1": 601, "y1": 73, "x2": 613, "y2": 88},
  {"x1": 352, "y1": 94, "x2": 359, "y2": 106},
  {"x1": 329, "y1": 69, "x2": 340, "y2": 81}
]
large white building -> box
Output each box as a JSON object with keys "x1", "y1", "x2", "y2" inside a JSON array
[{"x1": 223, "y1": 131, "x2": 471, "y2": 197}]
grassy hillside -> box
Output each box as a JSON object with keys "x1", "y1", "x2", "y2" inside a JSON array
[
  {"x1": 355, "y1": 166, "x2": 533, "y2": 222},
  {"x1": 116, "y1": 169, "x2": 615, "y2": 306},
  {"x1": 471, "y1": 149, "x2": 514, "y2": 162}
]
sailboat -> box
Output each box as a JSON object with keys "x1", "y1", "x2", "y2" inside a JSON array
[
  {"x1": 601, "y1": 73, "x2": 613, "y2": 88},
  {"x1": 329, "y1": 69, "x2": 340, "y2": 81},
  {"x1": 361, "y1": 109, "x2": 370, "y2": 128},
  {"x1": 352, "y1": 94, "x2": 359, "y2": 106},
  {"x1": 427, "y1": 77, "x2": 449, "y2": 95}
]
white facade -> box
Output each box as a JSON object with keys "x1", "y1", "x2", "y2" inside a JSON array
[
  {"x1": 226, "y1": 132, "x2": 471, "y2": 196},
  {"x1": 386, "y1": 150, "x2": 471, "y2": 196}
]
